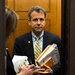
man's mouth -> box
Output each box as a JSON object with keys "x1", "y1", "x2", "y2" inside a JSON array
[{"x1": 35, "y1": 27, "x2": 42, "y2": 29}]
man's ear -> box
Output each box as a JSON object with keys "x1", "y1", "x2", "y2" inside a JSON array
[
  {"x1": 28, "y1": 20, "x2": 31, "y2": 26},
  {"x1": 43, "y1": 19, "x2": 46, "y2": 26}
]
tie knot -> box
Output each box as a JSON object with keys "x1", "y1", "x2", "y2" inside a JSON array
[{"x1": 35, "y1": 37, "x2": 39, "y2": 40}]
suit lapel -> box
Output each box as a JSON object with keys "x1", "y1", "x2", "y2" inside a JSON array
[
  {"x1": 43, "y1": 31, "x2": 52, "y2": 52},
  {"x1": 25, "y1": 32, "x2": 35, "y2": 64},
  {"x1": 43, "y1": 31, "x2": 49, "y2": 51}
]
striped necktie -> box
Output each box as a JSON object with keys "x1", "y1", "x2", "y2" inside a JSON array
[{"x1": 35, "y1": 37, "x2": 41, "y2": 61}]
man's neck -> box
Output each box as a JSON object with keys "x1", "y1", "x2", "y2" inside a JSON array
[{"x1": 32, "y1": 31, "x2": 42, "y2": 37}]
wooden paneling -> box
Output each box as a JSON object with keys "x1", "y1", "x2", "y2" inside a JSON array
[
  {"x1": 57, "y1": 0, "x2": 61, "y2": 37},
  {"x1": 15, "y1": 0, "x2": 50, "y2": 12},
  {"x1": 16, "y1": 12, "x2": 28, "y2": 20},
  {"x1": 14, "y1": 20, "x2": 31, "y2": 37},
  {"x1": 5, "y1": 0, "x2": 8, "y2": 6},
  {"x1": 6, "y1": 0, "x2": 61, "y2": 56},
  {"x1": 45, "y1": 19, "x2": 51, "y2": 32},
  {"x1": 7, "y1": 0, "x2": 14, "y2": 10}
]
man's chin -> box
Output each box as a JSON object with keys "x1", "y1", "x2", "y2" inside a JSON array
[
  {"x1": 35, "y1": 30, "x2": 42, "y2": 33},
  {"x1": 33, "y1": 30, "x2": 42, "y2": 35}
]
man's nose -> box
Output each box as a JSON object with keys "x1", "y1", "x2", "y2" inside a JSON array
[{"x1": 37, "y1": 19, "x2": 41, "y2": 24}]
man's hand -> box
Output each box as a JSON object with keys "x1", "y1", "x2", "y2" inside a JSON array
[
  {"x1": 40, "y1": 64, "x2": 53, "y2": 74},
  {"x1": 17, "y1": 64, "x2": 35, "y2": 75},
  {"x1": 16, "y1": 64, "x2": 53, "y2": 75},
  {"x1": 33, "y1": 65, "x2": 53, "y2": 75}
]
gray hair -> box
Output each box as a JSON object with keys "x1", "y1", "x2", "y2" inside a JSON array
[{"x1": 28, "y1": 6, "x2": 46, "y2": 20}]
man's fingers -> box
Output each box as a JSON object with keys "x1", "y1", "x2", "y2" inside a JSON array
[
  {"x1": 29, "y1": 64, "x2": 35, "y2": 69},
  {"x1": 34, "y1": 68, "x2": 45, "y2": 73},
  {"x1": 38, "y1": 71, "x2": 49, "y2": 74},
  {"x1": 41, "y1": 64, "x2": 50, "y2": 69},
  {"x1": 33, "y1": 68, "x2": 45, "y2": 75}
]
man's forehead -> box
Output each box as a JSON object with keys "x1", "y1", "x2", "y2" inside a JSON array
[
  {"x1": 31, "y1": 11, "x2": 44, "y2": 17},
  {"x1": 31, "y1": 11, "x2": 44, "y2": 15}
]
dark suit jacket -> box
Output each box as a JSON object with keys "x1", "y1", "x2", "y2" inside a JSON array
[{"x1": 12, "y1": 31, "x2": 62, "y2": 75}]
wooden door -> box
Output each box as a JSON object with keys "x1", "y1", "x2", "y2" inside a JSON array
[{"x1": 5, "y1": 0, "x2": 61, "y2": 56}]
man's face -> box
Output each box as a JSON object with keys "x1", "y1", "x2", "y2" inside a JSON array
[{"x1": 29, "y1": 11, "x2": 46, "y2": 34}]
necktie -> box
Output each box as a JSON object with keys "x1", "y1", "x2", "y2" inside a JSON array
[{"x1": 35, "y1": 37, "x2": 41, "y2": 61}]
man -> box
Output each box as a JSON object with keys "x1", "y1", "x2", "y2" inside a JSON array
[{"x1": 13, "y1": 6, "x2": 62, "y2": 75}]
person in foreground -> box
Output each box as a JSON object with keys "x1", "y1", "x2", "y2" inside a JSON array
[
  {"x1": 5, "y1": 7, "x2": 37, "y2": 75},
  {"x1": 12, "y1": 6, "x2": 62, "y2": 75}
]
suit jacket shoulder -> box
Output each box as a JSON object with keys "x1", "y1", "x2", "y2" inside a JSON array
[
  {"x1": 16, "y1": 32, "x2": 32, "y2": 41},
  {"x1": 43, "y1": 31, "x2": 61, "y2": 50}
]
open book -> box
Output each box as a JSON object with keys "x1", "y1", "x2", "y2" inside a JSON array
[
  {"x1": 12, "y1": 55, "x2": 29, "y2": 73},
  {"x1": 36, "y1": 44, "x2": 60, "y2": 67}
]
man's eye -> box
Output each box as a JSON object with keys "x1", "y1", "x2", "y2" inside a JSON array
[
  {"x1": 40, "y1": 18, "x2": 44, "y2": 21},
  {"x1": 32, "y1": 18, "x2": 45, "y2": 22},
  {"x1": 33, "y1": 19, "x2": 38, "y2": 21}
]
